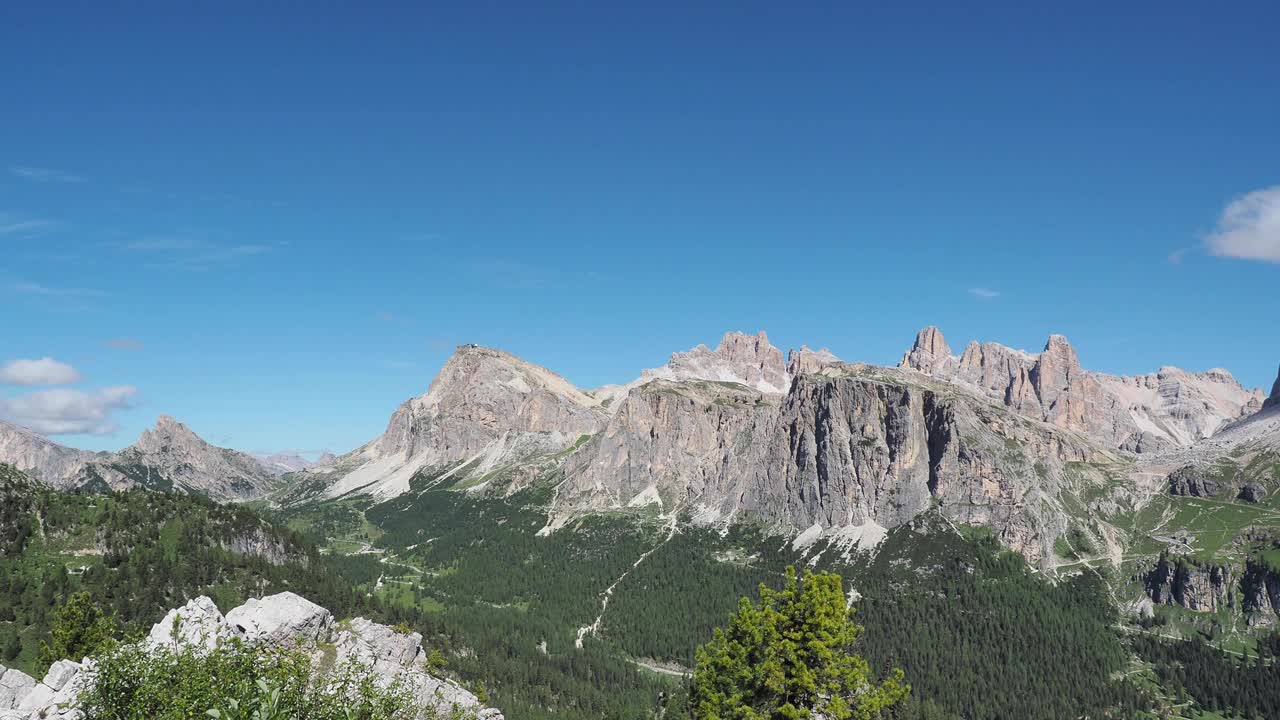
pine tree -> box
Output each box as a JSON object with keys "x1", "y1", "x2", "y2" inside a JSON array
[
  {"x1": 689, "y1": 567, "x2": 908, "y2": 720},
  {"x1": 38, "y1": 592, "x2": 118, "y2": 672}
]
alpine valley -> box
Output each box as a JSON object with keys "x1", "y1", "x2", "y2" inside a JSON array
[{"x1": 4, "y1": 328, "x2": 1280, "y2": 719}]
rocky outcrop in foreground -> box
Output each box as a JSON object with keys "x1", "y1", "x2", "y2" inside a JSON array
[{"x1": 0, "y1": 592, "x2": 500, "y2": 720}]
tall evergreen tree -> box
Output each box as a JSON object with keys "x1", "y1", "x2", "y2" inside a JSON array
[{"x1": 689, "y1": 567, "x2": 908, "y2": 720}]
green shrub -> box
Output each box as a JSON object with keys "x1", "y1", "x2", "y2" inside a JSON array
[{"x1": 80, "y1": 640, "x2": 417, "y2": 720}]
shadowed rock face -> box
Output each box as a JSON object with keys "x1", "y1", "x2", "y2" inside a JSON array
[{"x1": 1266, "y1": 366, "x2": 1280, "y2": 410}]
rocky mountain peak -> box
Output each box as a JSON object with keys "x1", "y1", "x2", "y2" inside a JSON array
[
  {"x1": 135, "y1": 414, "x2": 206, "y2": 454},
  {"x1": 424, "y1": 344, "x2": 599, "y2": 410},
  {"x1": 640, "y1": 330, "x2": 790, "y2": 394},
  {"x1": 312, "y1": 344, "x2": 607, "y2": 499},
  {"x1": 900, "y1": 326, "x2": 953, "y2": 375},
  {"x1": 787, "y1": 346, "x2": 841, "y2": 376}
]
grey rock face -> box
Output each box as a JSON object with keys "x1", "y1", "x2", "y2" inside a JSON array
[
  {"x1": 1145, "y1": 555, "x2": 1235, "y2": 613},
  {"x1": 562, "y1": 363, "x2": 1109, "y2": 565},
  {"x1": 3, "y1": 593, "x2": 502, "y2": 720},
  {"x1": 1167, "y1": 465, "x2": 1222, "y2": 498},
  {"x1": 1243, "y1": 558, "x2": 1280, "y2": 627}
]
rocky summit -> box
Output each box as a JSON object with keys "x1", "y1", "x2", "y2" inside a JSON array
[
  {"x1": 899, "y1": 326, "x2": 1265, "y2": 452},
  {"x1": 0, "y1": 592, "x2": 501, "y2": 720}
]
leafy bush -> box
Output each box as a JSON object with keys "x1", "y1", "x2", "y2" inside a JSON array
[{"x1": 80, "y1": 640, "x2": 417, "y2": 720}]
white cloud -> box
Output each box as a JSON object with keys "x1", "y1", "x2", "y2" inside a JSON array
[
  {"x1": 9, "y1": 166, "x2": 85, "y2": 183},
  {"x1": 0, "y1": 385, "x2": 137, "y2": 435},
  {"x1": 0, "y1": 357, "x2": 82, "y2": 386},
  {"x1": 1205, "y1": 186, "x2": 1280, "y2": 263},
  {"x1": 969, "y1": 287, "x2": 1001, "y2": 299}
]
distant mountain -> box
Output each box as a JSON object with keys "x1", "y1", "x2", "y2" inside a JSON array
[
  {"x1": 252, "y1": 451, "x2": 337, "y2": 475},
  {"x1": 0, "y1": 415, "x2": 275, "y2": 500}
]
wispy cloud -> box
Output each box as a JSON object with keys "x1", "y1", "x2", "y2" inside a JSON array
[
  {"x1": 1167, "y1": 247, "x2": 1190, "y2": 265},
  {"x1": 0, "y1": 213, "x2": 58, "y2": 237},
  {"x1": 0, "y1": 385, "x2": 137, "y2": 435},
  {"x1": 104, "y1": 337, "x2": 144, "y2": 350},
  {"x1": 0, "y1": 358, "x2": 82, "y2": 386},
  {"x1": 9, "y1": 166, "x2": 86, "y2": 183},
  {"x1": 9, "y1": 281, "x2": 106, "y2": 298},
  {"x1": 119, "y1": 236, "x2": 272, "y2": 270},
  {"x1": 968, "y1": 287, "x2": 1001, "y2": 300},
  {"x1": 1205, "y1": 186, "x2": 1280, "y2": 263}
]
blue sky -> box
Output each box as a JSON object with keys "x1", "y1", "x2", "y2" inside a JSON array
[{"x1": 2, "y1": 2, "x2": 1278, "y2": 454}]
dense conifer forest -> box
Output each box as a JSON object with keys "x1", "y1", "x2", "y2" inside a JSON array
[{"x1": 4, "y1": 462, "x2": 1280, "y2": 719}]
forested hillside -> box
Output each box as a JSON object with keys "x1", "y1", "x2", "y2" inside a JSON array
[
  {"x1": 6, "y1": 461, "x2": 1280, "y2": 719},
  {"x1": 0, "y1": 464, "x2": 385, "y2": 676}
]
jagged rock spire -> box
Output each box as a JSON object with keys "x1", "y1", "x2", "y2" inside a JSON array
[{"x1": 900, "y1": 326, "x2": 953, "y2": 375}]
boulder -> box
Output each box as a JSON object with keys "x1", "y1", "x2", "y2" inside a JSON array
[
  {"x1": 0, "y1": 667, "x2": 36, "y2": 710},
  {"x1": 225, "y1": 592, "x2": 332, "y2": 647},
  {"x1": 145, "y1": 595, "x2": 233, "y2": 652}
]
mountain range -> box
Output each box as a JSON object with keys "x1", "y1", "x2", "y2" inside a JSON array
[{"x1": 3, "y1": 328, "x2": 1278, "y2": 569}]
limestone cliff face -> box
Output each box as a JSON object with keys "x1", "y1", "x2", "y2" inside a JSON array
[
  {"x1": 1243, "y1": 558, "x2": 1280, "y2": 627},
  {"x1": 308, "y1": 345, "x2": 608, "y2": 499},
  {"x1": 1144, "y1": 554, "x2": 1236, "y2": 614},
  {"x1": 899, "y1": 327, "x2": 1265, "y2": 453},
  {"x1": 561, "y1": 380, "x2": 777, "y2": 518},
  {"x1": 561, "y1": 363, "x2": 1109, "y2": 565}
]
